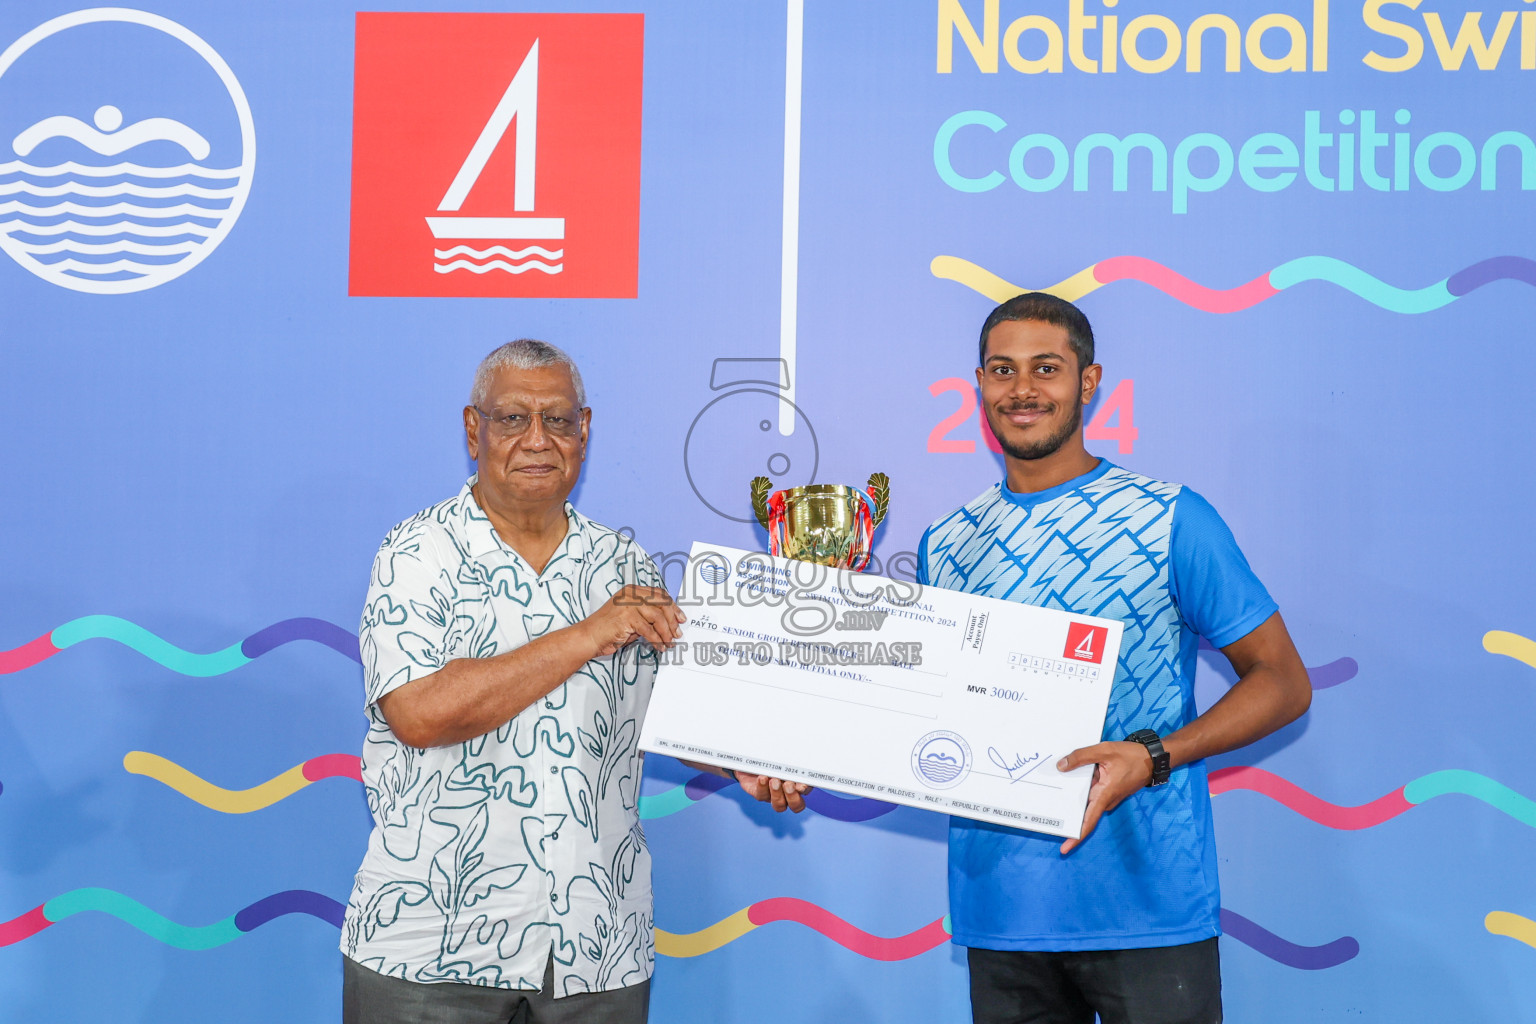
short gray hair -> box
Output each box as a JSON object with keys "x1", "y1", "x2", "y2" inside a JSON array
[{"x1": 470, "y1": 339, "x2": 587, "y2": 408}]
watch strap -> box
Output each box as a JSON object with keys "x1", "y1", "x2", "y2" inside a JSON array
[{"x1": 1127, "y1": 729, "x2": 1171, "y2": 787}]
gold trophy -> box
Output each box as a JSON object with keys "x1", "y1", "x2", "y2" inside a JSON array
[{"x1": 750, "y1": 474, "x2": 890, "y2": 570}]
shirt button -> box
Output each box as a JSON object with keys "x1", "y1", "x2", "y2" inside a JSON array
[
  {"x1": 549, "y1": 766, "x2": 558, "y2": 775},
  {"x1": 550, "y1": 892, "x2": 558, "y2": 905},
  {"x1": 545, "y1": 700, "x2": 554, "y2": 709}
]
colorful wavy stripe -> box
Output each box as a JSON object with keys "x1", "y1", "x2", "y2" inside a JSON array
[
  {"x1": 1486, "y1": 911, "x2": 1536, "y2": 950},
  {"x1": 1484, "y1": 630, "x2": 1536, "y2": 670},
  {"x1": 641, "y1": 772, "x2": 898, "y2": 823},
  {"x1": 0, "y1": 889, "x2": 343, "y2": 949},
  {"x1": 1211, "y1": 766, "x2": 1536, "y2": 830},
  {"x1": 658, "y1": 900, "x2": 950, "y2": 961},
  {"x1": 0, "y1": 616, "x2": 360, "y2": 675},
  {"x1": 131, "y1": 756, "x2": 885, "y2": 820},
  {"x1": 1218, "y1": 909, "x2": 1358, "y2": 970},
  {"x1": 656, "y1": 900, "x2": 1354, "y2": 969},
  {"x1": 136, "y1": 755, "x2": 1530, "y2": 841},
  {"x1": 931, "y1": 254, "x2": 1536, "y2": 313},
  {"x1": 124, "y1": 752, "x2": 361, "y2": 812},
  {"x1": 0, "y1": 887, "x2": 1348, "y2": 970}
]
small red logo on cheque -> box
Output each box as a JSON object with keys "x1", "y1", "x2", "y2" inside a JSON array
[
  {"x1": 349, "y1": 12, "x2": 643, "y2": 298},
  {"x1": 1064, "y1": 622, "x2": 1109, "y2": 664}
]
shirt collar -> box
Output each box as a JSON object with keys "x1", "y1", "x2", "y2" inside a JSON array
[
  {"x1": 999, "y1": 458, "x2": 1115, "y2": 508},
  {"x1": 456, "y1": 475, "x2": 589, "y2": 577}
]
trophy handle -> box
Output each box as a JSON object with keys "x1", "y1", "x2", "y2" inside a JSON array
[
  {"x1": 851, "y1": 493, "x2": 874, "y2": 572},
  {"x1": 866, "y1": 473, "x2": 890, "y2": 529},
  {"x1": 750, "y1": 476, "x2": 773, "y2": 531}
]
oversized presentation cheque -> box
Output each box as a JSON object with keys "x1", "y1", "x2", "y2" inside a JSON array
[{"x1": 638, "y1": 543, "x2": 1125, "y2": 838}]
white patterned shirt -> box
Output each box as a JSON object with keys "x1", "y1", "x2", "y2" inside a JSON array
[{"x1": 342, "y1": 478, "x2": 659, "y2": 994}]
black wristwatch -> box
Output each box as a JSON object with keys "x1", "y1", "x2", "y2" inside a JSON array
[{"x1": 1126, "y1": 730, "x2": 1171, "y2": 787}]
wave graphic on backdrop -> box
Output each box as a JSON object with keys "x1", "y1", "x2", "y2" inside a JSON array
[
  {"x1": 432, "y1": 245, "x2": 563, "y2": 276},
  {"x1": 0, "y1": 158, "x2": 239, "y2": 286},
  {"x1": 656, "y1": 901, "x2": 1356, "y2": 970},
  {"x1": 124, "y1": 752, "x2": 362, "y2": 812},
  {"x1": 0, "y1": 616, "x2": 360, "y2": 675},
  {"x1": 3, "y1": 94, "x2": 233, "y2": 287},
  {"x1": 0, "y1": 889, "x2": 343, "y2": 950},
  {"x1": 1211, "y1": 766, "x2": 1536, "y2": 829},
  {"x1": 931, "y1": 254, "x2": 1536, "y2": 313}
]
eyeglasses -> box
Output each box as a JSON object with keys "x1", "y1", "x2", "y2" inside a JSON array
[{"x1": 473, "y1": 405, "x2": 584, "y2": 440}]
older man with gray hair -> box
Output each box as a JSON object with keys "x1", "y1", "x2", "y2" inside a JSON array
[{"x1": 340, "y1": 340, "x2": 803, "y2": 1024}]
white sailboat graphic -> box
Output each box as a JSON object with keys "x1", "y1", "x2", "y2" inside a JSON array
[{"x1": 427, "y1": 39, "x2": 563, "y2": 276}]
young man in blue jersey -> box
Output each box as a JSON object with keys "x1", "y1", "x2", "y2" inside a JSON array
[{"x1": 916, "y1": 293, "x2": 1312, "y2": 1024}]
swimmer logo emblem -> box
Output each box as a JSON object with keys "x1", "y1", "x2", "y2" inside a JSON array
[{"x1": 348, "y1": 13, "x2": 643, "y2": 297}]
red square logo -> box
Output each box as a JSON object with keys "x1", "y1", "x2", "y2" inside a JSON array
[
  {"x1": 348, "y1": 13, "x2": 643, "y2": 298},
  {"x1": 1064, "y1": 622, "x2": 1109, "y2": 664}
]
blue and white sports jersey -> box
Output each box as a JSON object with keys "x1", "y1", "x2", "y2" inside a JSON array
[{"x1": 917, "y1": 460, "x2": 1276, "y2": 951}]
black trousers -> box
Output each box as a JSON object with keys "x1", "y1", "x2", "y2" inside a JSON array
[
  {"x1": 968, "y1": 938, "x2": 1222, "y2": 1024},
  {"x1": 342, "y1": 955, "x2": 650, "y2": 1024}
]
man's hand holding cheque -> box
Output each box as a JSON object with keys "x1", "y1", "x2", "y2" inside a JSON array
[{"x1": 603, "y1": 582, "x2": 810, "y2": 814}]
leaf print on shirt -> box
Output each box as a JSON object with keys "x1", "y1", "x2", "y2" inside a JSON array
[
  {"x1": 350, "y1": 880, "x2": 433, "y2": 945},
  {"x1": 561, "y1": 855, "x2": 648, "y2": 991},
  {"x1": 408, "y1": 576, "x2": 458, "y2": 630},
  {"x1": 461, "y1": 558, "x2": 533, "y2": 607},
  {"x1": 397, "y1": 630, "x2": 445, "y2": 670},
  {"x1": 446, "y1": 753, "x2": 537, "y2": 808},
  {"x1": 429, "y1": 804, "x2": 531, "y2": 973},
  {"x1": 609, "y1": 826, "x2": 645, "y2": 891},
  {"x1": 421, "y1": 953, "x2": 504, "y2": 987},
  {"x1": 494, "y1": 920, "x2": 577, "y2": 969},
  {"x1": 381, "y1": 769, "x2": 441, "y2": 862},
  {"x1": 462, "y1": 606, "x2": 501, "y2": 661},
  {"x1": 462, "y1": 861, "x2": 527, "y2": 909},
  {"x1": 512, "y1": 714, "x2": 575, "y2": 759},
  {"x1": 370, "y1": 595, "x2": 408, "y2": 627},
  {"x1": 562, "y1": 765, "x2": 598, "y2": 841},
  {"x1": 519, "y1": 814, "x2": 546, "y2": 872},
  {"x1": 597, "y1": 719, "x2": 637, "y2": 802},
  {"x1": 518, "y1": 812, "x2": 570, "y2": 875},
  {"x1": 364, "y1": 721, "x2": 421, "y2": 821},
  {"x1": 378, "y1": 535, "x2": 428, "y2": 588}
]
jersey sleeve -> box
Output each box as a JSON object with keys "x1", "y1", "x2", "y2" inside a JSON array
[
  {"x1": 1168, "y1": 488, "x2": 1278, "y2": 649},
  {"x1": 358, "y1": 522, "x2": 458, "y2": 708},
  {"x1": 915, "y1": 525, "x2": 934, "y2": 587}
]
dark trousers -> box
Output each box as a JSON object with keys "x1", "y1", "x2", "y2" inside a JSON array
[
  {"x1": 968, "y1": 938, "x2": 1222, "y2": 1024},
  {"x1": 342, "y1": 954, "x2": 650, "y2": 1024}
]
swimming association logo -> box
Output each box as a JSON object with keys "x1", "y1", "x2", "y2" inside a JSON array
[
  {"x1": 1064, "y1": 622, "x2": 1109, "y2": 664},
  {"x1": 911, "y1": 730, "x2": 971, "y2": 790},
  {"x1": 0, "y1": 9, "x2": 255, "y2": 294},
  {"x1": 348, "y1": 13, "x2": 643, "y2": 298}
]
